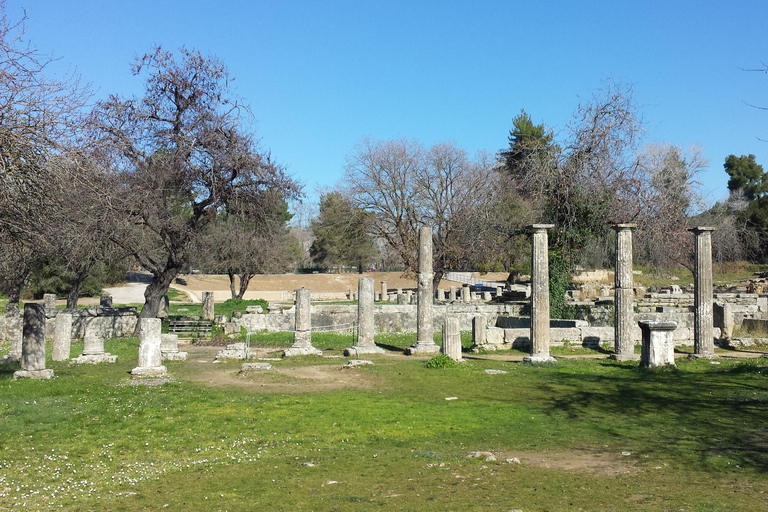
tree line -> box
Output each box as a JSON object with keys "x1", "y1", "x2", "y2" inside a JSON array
[{"x1": 2, "y1": 4, "x2": 766, "y2": 321}]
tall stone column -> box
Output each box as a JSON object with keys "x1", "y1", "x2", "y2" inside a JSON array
[
  {"x1": 406, "y1": 226, "x2": 440, "y2": 355},
  {"x1": 381, "y1": 281, "x2": 388, "y2": 302},
  {"x1": 460, "y1": 286, "x2": 470, "y2": 303},
  {"x1": 612, "y1": 224, "x2": 639, "y2": 361},
  {"x1": 131, "y1": 318, "x2": 167, "y2": 378},
  {"x1": 449, "y1": 286, "x2": 457, "y2": 301},
  {"x1": 345, "y1": 278, "x2": 384, "y2": 356},
  {"x1": 202, "y1": 292, "x2": 215, "y2": 321},
  {"x1": 13, "y1": 304, "x2": 54, "y2": 379},
  {"x1": 284, "y1": 287, "x2": 322, "y2": 357},
  {"x1": 524, "y1": 224, "x2": 556, "y2": 363},
  {"x1": 52, "y1": 311, "x2": 74, "y2": 361},
  {"x1": 690, "y1": 227, "x2": 716, "y2": 358}
]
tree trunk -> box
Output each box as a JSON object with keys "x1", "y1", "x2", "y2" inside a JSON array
[
  {"x1": 237, "y1": 273, "x2": 254, "y2": 300},
  {"x1": 5, "y1": 276, "x2": 25, "y2": 312},
  {"x1": 358, "y1": 262, "x2": 364, "y2": 274},
  {"x1": 228, "y1": 270, "x2": 237, "y2": 299},
  {"x1": 134, "y1": 266, "x2": 179, "y2": 335},
  {"x1": 432, "y1": 269, "x2": 444, "y2": 291},
  {"x1": 66, "y1": 268, "x2": 91, "y2": 309}
]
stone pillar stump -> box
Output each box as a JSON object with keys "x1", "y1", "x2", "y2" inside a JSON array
[
  {"x1": 639, "y1": 320, "x2": 677, "y2": 367},
  {"x1": 52, "y1": 311, "x2": 74, "y2": 361},
  {"x1": 202, "y1": 292, "x2": 215, "y2": 321},
  {"x1": 441, "y1": 317, "x2": 463, "y2": 362},
  {"x1": 345, "y1": 278, "x2": 384, "y2": 356},
  {"x1": 71, "y1": 319, "x2": 118, "y2": 365},
  {"x1": 284, "y1": 287, "x2": 322, "y2": 356},
  {"x1": 161, "y1": 333, "x2": 188, "y2": 361},
  {"x1": 131, "y1": 318, "x2": 167, "y2": 378},
  {"x1": 13, "y1": 304, "x2": 54, "y2": 379}
]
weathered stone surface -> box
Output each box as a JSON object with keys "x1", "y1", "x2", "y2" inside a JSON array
[
  {"x1": 100, "y1": 295, "x2": 113, "y2": 308},
  {"x1": 82, "y1": 320, "x2": 105, "y2": 355},
  {"x1": 482, "y1": 291, "x2": 492, "y2": 301},
  {"x1": 612, "y1": 224, "x2": 639, "y2": 361},
  {"x1": 436, "y1": 288, "x2": 446, "y2": 301},
  {"x1": 525, "y1": 224, "x2": 556, "y2": 364},
  {"x1": 485, "y1": 369, "x2": 508, "y2": 374},
  {"x1": 406, "y1": 226, "x2": 440, "y2": 355},
  {"x1": 214, "y1": 315, "x2": 228, "y2": 325},
  {"x1": 43, "y1": 294, "x2": 57, "y2": 318},
  {"x1": 441, "y1": 316, "x2": 463, "y2": 361},
  {"x1": 460, "y1": 286, "x2": 470, "y2": 303},
  {"x1": 216, "y1": 342, "x2": 249, "y2": 360},
  {"x1": 343, "y1": 359, "x2": 373, "y2": 368},
  {"x1": 472, "y1": 315, "x2": 486, "y2": 347},
  {"x1": 52, "y1": 311, "x2": 73, "y2": 361},
  {"x1": 160, "y1": 333, "x2": 187, "y2": 361},
  {"x1": 381, "y1": 281, "x2": 388, "y2": 302},
  {"x1": 639, "y1": 320, "x2": 677, "y2": 367},
  {"x1": 397, "y1": 293, "x2": 407, "y2": 305},
  {"x1": 202, "y1": 292, "x2": 215, "y2": 321},
  {"x1": 690, "y1": 227, "x2": 716, "y2": 358},
  {"x1": 345, "y1": 278, "x2": 384, "y2": 356},
  {"x1": 245, "y1": 305, "x2": 263, "y2": 314},
  {"x1": 132, "y1": 318, "x2": 166, "y2": 378},
  {"x1": 2, "y1": 311, "x2": 22, "y2": 362},
  {"x1": 284, "y1": 287, "x2": 322, "y2": 357},
  {"x1": 240, "y1": 362, "x2": 273, "y2": 372},
  {"x1": 21, "y1": 303, "x2": 47, "y2": 371},
  {"x1": 449, "y1": 286, "x2": 457, "y2": 302}
]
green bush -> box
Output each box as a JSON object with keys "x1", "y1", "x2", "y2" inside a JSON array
[{"x1": 424, "y1": 354, "x2": 458, "y2": 369}]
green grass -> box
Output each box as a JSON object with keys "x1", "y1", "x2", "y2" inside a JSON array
[{"x1": 2, "y1": 337, "x2": 768, "y2": 510}]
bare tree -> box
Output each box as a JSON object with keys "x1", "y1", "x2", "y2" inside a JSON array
[
  {"x1": 91, "y1": 47, "x2": 300, "y2": 325},
  {"x1": 342, "y1": 138, "x2": 501, "y2": 285}
]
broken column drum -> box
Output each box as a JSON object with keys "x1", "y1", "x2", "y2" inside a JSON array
[
  {"x1": 612, "y1": 224, "x2": 639, "y2": 361},
  {"x1": 690, "y1": 227, "x2": 716, "y2": 358},
  {"x1": 13, "y1": 303, "x2": 54, "y2": 380},
  {"x1": 52, "y1": 311, "x2": 74, "y2": 361},
  {"x1": 441, "y1": 316, "x2": 463, "y2": 362},
  {"x1": 344, "y1": 278, "x2": 384, "y2": 356},
  {"x1": 131, "y1": 317, "x2": 167, "y2": 378},
  {"x1": 201, "y1": 292, "x2": 215, "y2": 321},
  {"x1": 284, "y1": 287, "x2": 322, "y2": 356},
  {"x1": 406, "y1": 226, "x2": 440, "y2": 355},
  {"x1": 524, "y1": 224, "x2": 556, "y2": 363}
]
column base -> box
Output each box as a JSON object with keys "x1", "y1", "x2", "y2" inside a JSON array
[
  {"x1": 344, "y1": 345, "x2": 385, "y2": 357},
  {"x1": 283, "y1": 346, "x2": 323, "y2": 357},
  {"x1": 610, "y1": 353, "x2": 640, "y2": 361},
  {"x1": 131, "y1": 366, "x2": 168, "y2": 379},
  {"x1": 13, "y1": 369, "x2": 54, "y2": 380},
  {"x1": 523, "y1": 354, "x2": 557, "y2": 364},
  {"x1": 162, "y1": 351, "x2": 188, "y2": 362},
  {"x1": 71, "y1": 353, "x2": 118, "y2": 365},
  {"x1": 688, "y1": 353, "x2": 717, "y2": 360},
  {"x1": 404, "y1": 341, "x2": 440, "y2": 355}
]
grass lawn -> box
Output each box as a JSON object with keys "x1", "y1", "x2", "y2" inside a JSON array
[{"x1": 1, "y1": 335, "x2": 768, "y2": 511}]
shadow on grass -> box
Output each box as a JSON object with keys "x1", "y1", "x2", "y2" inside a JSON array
[{"x1": 536, "y1": 359, "x2": 768, "y2": 472}]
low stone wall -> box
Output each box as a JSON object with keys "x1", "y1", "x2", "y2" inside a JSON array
[{"x1": 238, "y1": 303, "x2": 523, "y2": 334}]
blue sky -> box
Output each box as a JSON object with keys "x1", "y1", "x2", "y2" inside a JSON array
[{"x1": 10, "y1": 0, "x2": 768, "y2": 207}]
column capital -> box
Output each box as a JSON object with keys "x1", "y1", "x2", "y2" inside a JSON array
[
  {"x1": 612, "y1": 223, "x2": 637, "y2": 231},
  {"x1": 688, "y1": 226, "x2": 716, "y2": 234},
  {"x1": 528, "y1": 224, "x2": 555, "y2": 232}
]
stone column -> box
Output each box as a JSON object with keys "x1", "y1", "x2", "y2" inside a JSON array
[
  {"x1": 1, "y1": 310, "x2": 23, "y2": 362},
  {"x1": 43, "y1": 294, "x2": 57, "y2": 317},
  {"x1": 131, "y1": 318, "x2": 167, "y2": 378},
  {"x1": 406, "y1": 226, "x2": 440, "y2": 355},
  {"x1": 284, "y1": 287, "x2": 322, "y2": 356},
  {"x1": 348, "y1": 288, "x2": 355, "y2": 301},
  {"x1": 441, "y1": 317, "x2": 463, "y2": 362},
  {"x1": 482, "y1": 291, "x2": 492, "y2": 301},
  {"x1": 690, "y1": 227, "x2": 716, "y2": 358},
  {"x1": 436, "y1": 289, "x2": 445, "y2": 301},
  {"x1": 470, "y1": 315, "x2": 486, "y2": 351},
  {"x1": 201, "y1": 292, "x2": 215, "y2": 321},
  {"x1": 345, "y1": 278, "x2": 384, "y2": 356},
  {"x1": 449, "y1": 286, "x2": 457, "y2": 301},
  {"x1": 612, "y1": 224, "x2": 639, "y2": 361},
  {"x1": 524, "y1": 224, "x2": 556, "y2": 363},
  {"x1": 13, "y1": 304, "x2": 54, "y2": 379},
  {"x1": 461, "y1": 286, "x2": 470, "y2": 303},
  {"x1": 397, "y1": 292, "x2": 407, "y2": 305},
  {"x1": 381, "y1": 281, "x2": 388, "y2": 302},
  {"x1": 496, "y1": 286, "x2": 503, "y2": 298},
  {"x1": 52, "y1": 311, "x2": 74, "y2": 361},
  {"x1": 639, "y1": 320, "x2": 677, "y2": 367}
]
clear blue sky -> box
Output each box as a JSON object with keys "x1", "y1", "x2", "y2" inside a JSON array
[{"x1": 10, "y1": 0, "x2": 768, "y2": 207}]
